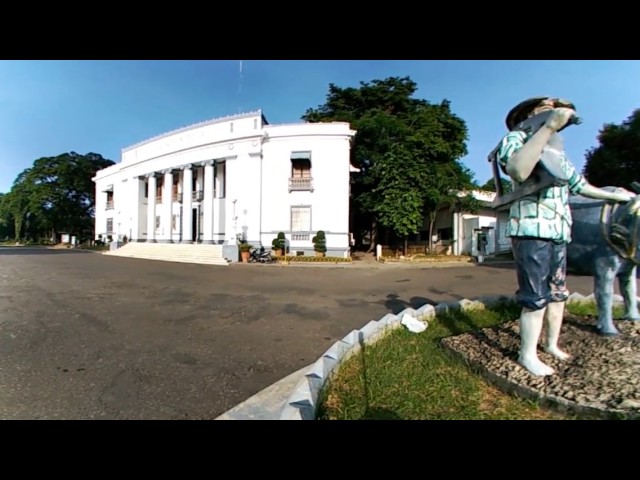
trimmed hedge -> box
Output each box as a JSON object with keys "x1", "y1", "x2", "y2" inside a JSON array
[{"x1": 273, "y1": 255, "x2": 352, "y2": 263}]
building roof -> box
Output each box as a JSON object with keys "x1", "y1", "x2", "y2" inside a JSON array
[{"x1": 121, "y1": 110, "x2": 268, "y2": 153}]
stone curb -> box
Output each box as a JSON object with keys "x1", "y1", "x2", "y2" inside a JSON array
[{"x1": 277, "y1": 291, "x2": 637, "y2": 420}]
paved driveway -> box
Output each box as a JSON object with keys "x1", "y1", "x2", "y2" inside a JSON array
[{"x1": 0, "y1": 247, "x2": 612, "y2": 419}]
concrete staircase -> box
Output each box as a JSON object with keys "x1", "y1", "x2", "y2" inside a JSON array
[{"x1": 103, "y1": 242, "x2": 231, "y2": 266}]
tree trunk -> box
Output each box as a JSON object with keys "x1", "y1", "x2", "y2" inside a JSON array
[
  {"x1": 428, "y1": 211, "x2": 436, "y2": 254},
  {"x1": 14, "y1": 218, "x2": 22, "y2": 243},
  {"x1": 403, "y1": 236, "x2": 408, "y2": 257},
  {"x1": 366, "y1": 220, "x2": 378, "y2": 253}
]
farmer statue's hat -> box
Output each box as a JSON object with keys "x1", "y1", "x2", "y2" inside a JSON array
[{"x1": 505, "y1": 96, "x2": 576, "y2": 130}]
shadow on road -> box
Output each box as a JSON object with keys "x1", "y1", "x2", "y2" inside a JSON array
[
  {"x1": 383, "y1": 294, "x2": 435, "y2": 314},
  {"x1": 474, "y1": 262, "x2": 517, "y2": 271}
]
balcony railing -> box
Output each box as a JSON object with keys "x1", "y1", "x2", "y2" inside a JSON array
[
  {"x1": 289, "y1": 177, "x2": 313, "y2": 192},
  {"x1": 291, "y1": 233, "x2": 310, "y2": 241},
  {"x1": 176, "y1": 191, "x2": 204, "y2": 203},
  {"x1": 106, "y1": 200, "x2": 114, "y2": 210}
]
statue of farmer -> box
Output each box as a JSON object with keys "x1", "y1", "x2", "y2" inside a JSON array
[{"x1": 496, "y1": 97, "x2": 635, "y2": 376}]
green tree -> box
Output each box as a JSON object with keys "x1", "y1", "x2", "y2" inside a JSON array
[
  {"x1": 0, "y1": 192, "x2": 10, "y2": 241},
  {"x1": 302, "y1": 76, "x2": 473, "y2": 253},
  {"x1": 480, "y1": 177, "x2": 512, "y2": 194},
  {"x1": 583, "y1": 108, "x2": 640, "y2": 190},
  {"x1": 370, "y1": 143, "x2": 427, "y2": 254},
  {"x1": 4, "y1": 152, "x2": 114, "y2": 242}
]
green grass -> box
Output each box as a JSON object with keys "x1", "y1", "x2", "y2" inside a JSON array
[{"x1": 317, "y1": 300, "x2": 613, "y2": 420}]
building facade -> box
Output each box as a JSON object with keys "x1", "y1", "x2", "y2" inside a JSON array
[{"x1": 92, "y1": 110, "x2": 357, "y2": 261}]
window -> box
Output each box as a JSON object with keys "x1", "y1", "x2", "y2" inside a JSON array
[
  {"x1": 106, "y1": 191, "x2": 114, "y2": 209},
  {"x1": 291, "y1": 206, "x2": 311, "y2": 232},
  {"x1": 291, "y1": 151, "x2": 312, "y2": 178},
  {"x1": 289, "y1": 151, "x2": 313, "y2": 192},
  {"x1": 106, "y1": 218, "x2": 113, "y2": 233},
  {"x1": 291, "y1": 159, "x2": 311, "y2": 178},
  {"x1": 156, "y1": 177, "x2": 163, "y2": 200},
  {"x1": 156, "y1": 216, "x2": 161, "y2": 230},
  {"x1": 192, "y1": 168, "x2": 198, "y2": 192}
]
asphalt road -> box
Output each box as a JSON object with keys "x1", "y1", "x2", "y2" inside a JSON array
[{"x1": 0, "y1": 247, "x2": 609, "y2": 420}]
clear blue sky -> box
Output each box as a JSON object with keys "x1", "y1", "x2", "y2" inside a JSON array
[{"x1": 1, "y1": 60, "x2": 638, "y2": 194}]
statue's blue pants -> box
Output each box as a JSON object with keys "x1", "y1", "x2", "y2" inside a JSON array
[{"x1": 511, "y1": 236, "x2": 569, "y2": 311}]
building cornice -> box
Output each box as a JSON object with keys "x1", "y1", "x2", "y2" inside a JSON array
[{"x1": 122, "y1": 109, "x2": 264, "y2": 153}]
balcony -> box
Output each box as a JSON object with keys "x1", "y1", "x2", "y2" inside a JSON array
[
  {"x1": 176, "y1": 191, "x2": 204, "y2": 203},
  {"x1": 106, "y1": 200, "x2": 114, "y2": 210},
  {"x1": 289, "y1": 177, "x2": 313, "y2": 192}
]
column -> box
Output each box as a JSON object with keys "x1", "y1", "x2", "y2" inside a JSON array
[
  {"x1": 146, "y1": 174, "x2": 157, "y2": 243},
  {"x1": 202, "y1": 161, "x2": 214, "y2": 244},
  {"x1": 181, "y1": 165, "x2": 193, "y2": 243},
  {"x1": 452, "y1": 211, "x2": 459, "y2": 256},
  {"x1": 163, "y1": 169, "x2": 174, "y2": 243}
]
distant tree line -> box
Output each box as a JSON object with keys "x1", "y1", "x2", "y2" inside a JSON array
[{"x1": 0, "y1": 152, "x2": 114, "y2": 243}]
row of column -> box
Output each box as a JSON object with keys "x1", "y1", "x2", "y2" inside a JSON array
[{"x1": 145, "y1": 160, "x2": 215, "y2": 243}]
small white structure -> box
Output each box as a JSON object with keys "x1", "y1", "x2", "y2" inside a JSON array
[
  {"x1": 92, "y1": 110, "x2": 357, "y2": 262},
  {"x1": 425, "y1": 190, "x2": 509, "y2": 257}
]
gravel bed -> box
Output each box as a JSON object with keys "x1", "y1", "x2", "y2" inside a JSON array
[{"x1": 441, "y1": 313, "x2": 640, "y2": 419}]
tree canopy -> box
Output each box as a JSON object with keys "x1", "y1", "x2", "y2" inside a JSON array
[
  {"x1": 302, "y1": 76, "x2": 478, "y2": 251},
  {"x1": 583, "y1": 108, "x2": 640, "y2": 190},
  {"x1": 0, "y1": 152, "x2": 114, "y2": 243},
  {"x1": 479, "y1": 177, "x2": 512, "y2": 194}
]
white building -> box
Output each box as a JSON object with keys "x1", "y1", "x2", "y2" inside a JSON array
[
  {"x1": 92, "y1": 110, "x2": 357, "y2": 263},
  {"x1": 427, "y1": 190, "x2": 510, "y2": 257}
]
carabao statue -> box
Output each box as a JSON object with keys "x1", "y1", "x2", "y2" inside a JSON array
[{"x1": 567, "y1": 187, "x2": 640, "y2": 336}]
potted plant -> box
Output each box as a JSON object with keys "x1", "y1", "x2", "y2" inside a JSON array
[
  {"x1": 236, "y1": 232, "x2": 252, "y2": 263},
  {"x1": 312, "y1": 230, "x2": 327, "y2": 257},
  {"x1": 272, "y1": 232, "x2": 285, "y2": 256},
  {"x1": 239, "y1": 242, "x2": 252, "y2": 262}
]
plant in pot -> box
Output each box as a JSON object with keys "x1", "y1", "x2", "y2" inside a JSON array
[
  {"x1": 236, "y1": 232, "x2": 252, "y2": 263},
  {"x1": 239, "y1": 242, "x2": 252, "y2": 262},
  {"x1": 312, "y1": 230, "x2": 327, "y2": 257},
  {"x1": 272, "y1": 232, "x2": 285, "y2": 256}
]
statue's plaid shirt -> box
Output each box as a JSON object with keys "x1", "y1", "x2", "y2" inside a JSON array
[{"x1": 497, "y1": 130, "x2": 587, "y2": 243}]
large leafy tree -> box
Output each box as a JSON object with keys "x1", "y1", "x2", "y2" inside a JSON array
[
  {"x1": 302, "y1": 76, "x2": 477, "y2": 252},
  {"x1": 1, "y1": 152, "x2": 114, "y2": 243},
  {"x1": 583, "y1": 108, "x2": 640, "y2": 190},
  {"x1": 0, "y1": 192, "x2": 11, "y2": 240}
]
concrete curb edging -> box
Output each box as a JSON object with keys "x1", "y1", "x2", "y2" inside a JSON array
[
  {"x1": 278, "y1": 291, "x2": 635, "y2": 420},
  {"x1": 278, "y1": 293, "x2": 515, "y2": 420}
]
